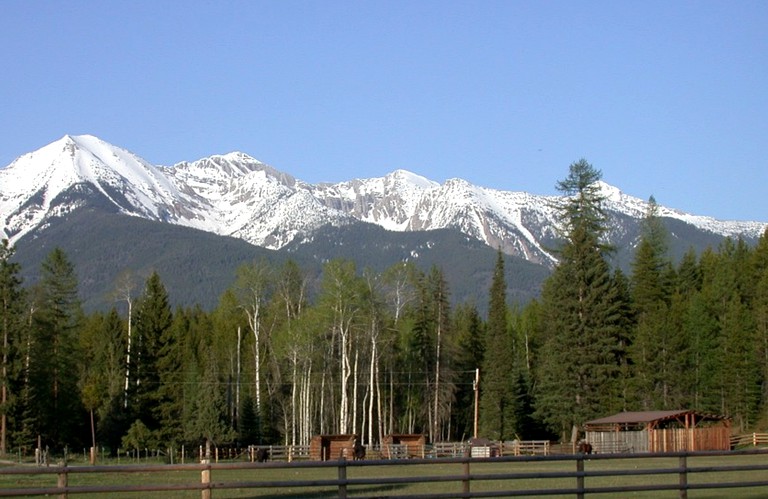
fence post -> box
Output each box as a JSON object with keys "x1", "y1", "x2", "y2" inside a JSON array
[
  {"x1": 576, "y1": 456, "x2": 585, "y2": 499},
  {"x1": 57, "y1": 465, "x2": 68, "y2": 499},
  {"x1": 678, "y1": 454, "x2": 688, "y2": 499},
  {"x1": 201, "y1": 459, "x2": 212, "y2": 499},
  {"x1": 337, "y1": 456, "x2": 348, "y2": 499},
  {"x1": 462, "y1": 458, "x2": 471, "y2": 497}
]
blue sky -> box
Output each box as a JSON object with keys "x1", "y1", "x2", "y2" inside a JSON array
[{"x1": 2, "y1": 1, "x2": 766, "y2": 221}]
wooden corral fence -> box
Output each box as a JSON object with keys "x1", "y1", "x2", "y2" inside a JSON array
[
  {"x1": 430, "y1": 441, "x2": 470, "y2": 457},
  {"x1": 113, "y1": 445, "x2": 312, "y2": 464},
  {"x1": 587, "y1": 427, "x2": 730, "y2": 454},
  {"x1": 111, "y1": 433, "x2": 764, "y2": 467},
  {"x1": 500, "y1": 440, "x2": 551, "y2": 456},
  {"x1": 2, "y1": 449, "x2": 768, "y2": 498},
  {"x1": 731, "y1": 432, "x2": 768, "y2": 448},
  {"x1": 649, "y1": 427, "x2": 731, "y2": 452},
  {"x1": 197, "y1": 440, "x2": 554, "y2": 462}
]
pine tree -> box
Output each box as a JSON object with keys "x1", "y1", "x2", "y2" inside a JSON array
[
  {"x1": 0, "y1": 239, "x2": 25, "y2": 455},
  {"x1": 629, "y1": 197, "x2": 675, "y2": 409},
  {"x1": 184, "y1": 351, "x2": 235, "y2": 456},
  {"x1": 719, "y1": 295, "x2": 759, "y2": 430},
  {"x1": 398, "y1": 268, "x2": 434, "y2": 435},
  {"x1": 479, "y1": 249, "x2": 516, "y2": 440},
  {"x1": 683, "y1": 290, "x2": 720, "y2": 412},
  {"x1": 631, "y1": 196, "x2": 669, "y2": 309},
  {"x1": 157, "y1": 307, "x2": 207, "y2": 446},
  {"x1": 90, "y1": 308, "x2": 129, "y2": 455},
  {"x1": 751, "y1": 230, "x2": 768, "y2": 420},
  {"x1": 451, "y1": 303, "x2": 484, "y2": 440},
  {"x1": 28, "y1": 248, "x2": 86, "y2": 449},
  {"x1": 535, "y1": 160, "x2": 624, "y2": 440},
  {"x1": 237, "y1": 393, "x2": 260, "y2": 445},
  {"x1": 130, "y1": 272, "x2": 173, "y2": 434}
]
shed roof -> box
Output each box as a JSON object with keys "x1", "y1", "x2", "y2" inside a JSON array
[
  {"x1": 585, "y1": 410, "x2": 690, "y2": 425},
  {"x1": 584, "y1": 410, "x2": 728, "y2": 429}
]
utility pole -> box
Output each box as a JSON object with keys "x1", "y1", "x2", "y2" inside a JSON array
[{"x1": 473, "y1": 368, "x2": 480, "y2": 439}]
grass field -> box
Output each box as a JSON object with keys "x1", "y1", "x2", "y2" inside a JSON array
[{"x1": 2, "y1": 452, "x2": 768, "y2": 498}]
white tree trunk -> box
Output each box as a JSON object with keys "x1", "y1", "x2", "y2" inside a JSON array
[
  {"x1": 368, "y1": 334, "x2": 376, "y2": 445},
  {"x1": 301, "y1": 361, "x2": 312, "y2": 444},
  {"x1": 290, "y1": 350, "x2": 297, "y2": 446},
  {"x1": 248, "y1": 305, "x2": 262, "y2": 412},
  {"x1": 123, "y1": 298, "x2": 132, "y2": 408},
  {"x1": 352, "y1": 347, "x2": 359, "y2": 436},
  {"x1": 319, "y1": 371, "x2": 326, "y2": 435},
  {"x1": 236, "y1": 326, "x2": 241, "y2": 427},
  {"x1": 433, "y1": 318, "x2": 442, "y2": 442},
  {"x1": 339, "y1": 326, "x2": 350, "y2": 434}
]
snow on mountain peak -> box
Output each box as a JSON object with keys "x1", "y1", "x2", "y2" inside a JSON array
[
  {"x1": 387, "y1": 169, "x2": 438, "y2": 189},
  {"x1": 2, "y1": 135, "x2": 766, "y2": 261},
  {"x1": 0, "y1": 135, "x2": 211, "y2": 241}
]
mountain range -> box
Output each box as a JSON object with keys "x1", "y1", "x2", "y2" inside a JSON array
[{"x1": 2, "y1": 135, "x2": 765, "y2": 310}]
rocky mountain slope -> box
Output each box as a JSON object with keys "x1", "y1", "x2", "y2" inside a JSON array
[{"x1": 2, "y1": 135, "x2": 765, "y2": 269}]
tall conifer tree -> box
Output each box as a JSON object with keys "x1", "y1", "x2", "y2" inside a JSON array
[
  {"x1": 629, "y1": 196, "x2": 677, "y2": 409},
  {"x1": 130, "y1": 272, "x2": 172, "y2": 433},
  {"x1": 452, "y1": 303, "x2": 484, "y2": 440},
  {"x1": 479, "y1": 249, "x2": 515, "y2": 439},
  {"x1": 751, "y1": 230, "x2": 768, "y2": 418},
  {"x1": 0, "y1": 240, "x2": 24, "y2": 455},
  {"x1": 28, "y1": 248, "x2": 85, "y2": 449},
  {"x1": 535, "y1": 160, "x2": 624, "y2": 440}
]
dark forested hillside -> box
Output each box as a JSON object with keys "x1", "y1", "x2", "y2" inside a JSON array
[
  {"x1": 12, "y1": 207, "x2": 549, "y2": 312},
  {"x1": 13, "y1": 208, "x2": 283, "y2": 310},
  {"x1": 285, "y1": 222, "x2": 550, "y2": 309}
]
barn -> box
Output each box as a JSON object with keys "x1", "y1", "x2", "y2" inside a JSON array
[{"x1": 584, "y1": 410, "x2": 731, "y2": 453}]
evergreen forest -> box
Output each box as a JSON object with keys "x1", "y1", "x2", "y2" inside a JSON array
[{"x1": 1, "y1": 159, "x2": 768, "y2": 457}]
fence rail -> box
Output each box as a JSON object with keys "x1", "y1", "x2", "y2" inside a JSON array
[
  {"x1": 2, "y1": 449, "x2": 768, "y2": 498},
  {"x1": 56, "y1": 433, "x2": 768, "y2": 468},
  {"x1": 730, "y1": 432, "x2": 768, "y2": 448}
]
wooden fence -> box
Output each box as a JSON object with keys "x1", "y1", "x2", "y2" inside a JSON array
[
  {"x1": 102, "y1": 433, "x2": 768, "y2": 466},
  {"x1": 731, "y1": 432, "x2": 768, "y2": 448},
  {"x1": 2, "y1": 449, "x2": 768, "y2": 498}
]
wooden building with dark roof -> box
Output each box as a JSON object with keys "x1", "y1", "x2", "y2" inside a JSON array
[{"x1": 583, "y1": 410, "x2": 731, "y2": 453}]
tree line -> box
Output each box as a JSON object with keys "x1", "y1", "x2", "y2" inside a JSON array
[{"x1": 1, "y1": 159, "x2": 767, "y2": 456}]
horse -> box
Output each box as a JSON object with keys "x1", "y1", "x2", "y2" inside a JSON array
[
  {"x1": 255, "y1": 447, "x2": 269, "y2": 462},
  {"x1": 577, "y1": 440, "x2": 593, "y2": 455},
  {"x1": 353, "y1": 442, "x2": 366, "y2": 460}
]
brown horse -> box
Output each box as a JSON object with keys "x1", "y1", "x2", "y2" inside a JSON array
[
  {"x1": 577, "y1": 441, "x2": 593, "y2": 455},
  {"x1": 353, "y1": 442, "x2": 366, "y2": 460},
  {"x1": 255, "y1": 447, "x2": 269, "y2": 462}
]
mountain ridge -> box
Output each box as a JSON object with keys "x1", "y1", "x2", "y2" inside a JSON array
[{"x1": 2, "y1": 134, "x2": 765, "y2": 267}]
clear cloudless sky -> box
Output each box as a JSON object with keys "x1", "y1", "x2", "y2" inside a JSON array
[{"x1": 1, "y1": 1, "x2": 766, "y2": 221}]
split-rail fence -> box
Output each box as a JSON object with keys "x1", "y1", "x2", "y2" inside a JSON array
[{"x1": 2, "y1": 448, "x2": 768, "y2": 498}]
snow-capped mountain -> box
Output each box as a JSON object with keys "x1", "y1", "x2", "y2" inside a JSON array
[
  {"x1": 0, "y1": 135, "x2": 211, "y2": 238},
  {"x1": 1, "y1": 135, "x2": 765, "y2": 266}
]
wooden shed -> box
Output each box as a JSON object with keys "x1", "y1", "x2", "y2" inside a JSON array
[
  {"x1": 381, "y1": 434, "x2": 427, "y2": 459},
  {"x1": 584, "y1": 410, "x2": 731, "y2": 453},
  {"x1": 309, "y1": 434, "x2": 358, "y2": 461}
]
